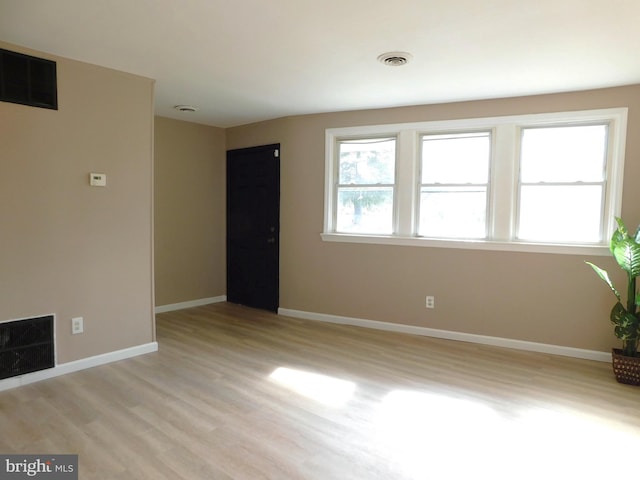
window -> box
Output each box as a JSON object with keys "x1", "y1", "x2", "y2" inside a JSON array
[
  {"x1": 323, "y1": 108, "x2": 627, "y2": 254},
  {"x1": 335, "y1": 138, "x2": 396, "y2": 234},
  {"x1": 419, "y1": 132, "x2": 491, "y2": 239},
  {"x1": 517, "y1": 125, "x2": 608, "y2": 243}
]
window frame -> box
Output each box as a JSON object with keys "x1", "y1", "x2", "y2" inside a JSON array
[
  {"x1": 334, "y1": 136, "x2": 398, "y2": 235},
  {"x1": 322, "y1": 108, "x2": 628, "y2": 256},
  {"x1": 514, "y1": 122, "x2": 610, "y2": 244},
  {"x1": 417, "y1": 130, "x2": 493, "y2": 240}
]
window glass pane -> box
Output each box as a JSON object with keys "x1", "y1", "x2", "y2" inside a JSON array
[
  {"x1": 520, "y1": 125, "x2": 607, "y2": 182},
  {"x1": 337, "y1": 187, "x2": 393, "y2": 234},
  {"x1": 339, "y1": 138, "x2": 395, "y2": 185},
  {"x1": 518, "y1": 185, "x2": 602, "y2": 242},
  {"x1": 421, "y1": 133, "x2": 490, "y2": 184},
  {"x1": 418, "y1": 187, "x2": 487, "y2": 238}
]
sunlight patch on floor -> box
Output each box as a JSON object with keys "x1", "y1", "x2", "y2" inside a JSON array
[
  {"x1": 269, "y1": 367, "x2": 356, "y2": 407},
  {"x1": 375, "y1": 389, "x2": 640, "y2": 479}
]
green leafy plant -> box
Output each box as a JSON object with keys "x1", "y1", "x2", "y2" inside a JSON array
[{"x1": 586, "y1": 218, "x2": 640, "y2": 357}]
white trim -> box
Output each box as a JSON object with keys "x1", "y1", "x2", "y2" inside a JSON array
[
  {"x1": 154, "y1": 295, "x2": 227, "y2": 314},
  {"x1": 0, "y1": 342, "x2": 158, "y2": 392},
  {"x1": 278, "y1": 308, "x2": 611, "y2": 363},
  {"x1": 320, "y1": 232, "x2": 610, "y2": 256},
  {"x1": 0, "y1": 312, "x2": 56, "y2": 325},
  {"x1": 325, "y1": 108, "x2": 628, "y2": 141}
]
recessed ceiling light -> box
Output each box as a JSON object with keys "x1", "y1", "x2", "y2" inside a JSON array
[
  {"x1": 377, "y1": 52, "x2": 413, "y2": 67},
  {"x1": 174, "y1": 105, "x2": 199, "y2": 112}
]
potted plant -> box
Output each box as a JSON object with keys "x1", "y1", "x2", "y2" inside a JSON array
[{"x1": 586, "y1": 217, "x2": 640, "y2": 385}]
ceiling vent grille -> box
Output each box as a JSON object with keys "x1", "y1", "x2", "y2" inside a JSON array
[
  {"x1": 377, "y1": 52, "x2": 412, "y2": 67},
  {"x1": 174, "y1": 105, "x2": 198, "y2": 112}
]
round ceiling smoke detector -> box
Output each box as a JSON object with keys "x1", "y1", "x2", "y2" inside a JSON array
[
  {"x1": 174, "y1": 105, "x2": 199, "y2": 112},
  {"x1": 377, "y1": 52, "x2": 412, "y2": 67}
]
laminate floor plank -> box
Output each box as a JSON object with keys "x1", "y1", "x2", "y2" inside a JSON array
[{"x1": 0, "y1": 302, "x2": 638, "y2": 479}]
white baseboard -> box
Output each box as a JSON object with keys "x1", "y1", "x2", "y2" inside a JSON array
[
  {"x1": 155, "y1": 295, "x2": 227, "y2": 314},
  {"x1": 278, "y1": 308, "x2": 611, "y2": 363},
  {"x1": 0, "y1": 342, "x2": 158, "y2": 392}
]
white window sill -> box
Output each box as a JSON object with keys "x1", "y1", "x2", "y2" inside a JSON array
[{"x1": 320, "y1": 233, "x2": 610, "y2": 256}]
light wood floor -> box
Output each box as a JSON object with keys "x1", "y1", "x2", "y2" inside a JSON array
[{"x1": 1, "y1": 303, "x2": 638, "y2": 479}]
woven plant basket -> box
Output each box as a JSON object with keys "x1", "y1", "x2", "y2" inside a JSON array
[{"x1": 612, "y1": 349, "x2": 640, "y2": 386}]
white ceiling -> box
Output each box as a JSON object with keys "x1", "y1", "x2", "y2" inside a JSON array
[{"x1": 1, "y1": 0, "x2": 639, "y2": 127}]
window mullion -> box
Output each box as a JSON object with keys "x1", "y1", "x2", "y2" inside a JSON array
[
  {"x1": 395, "y1": 130, "x2": 418, "y2": 236},
  {"x1": 490, "y1": 124, "x2": 517, "y2": 241}
]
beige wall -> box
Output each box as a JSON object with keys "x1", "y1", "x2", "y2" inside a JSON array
[
  {"x1": 4, "y1": 37, "x2": 637, "y2": 361},
  {"x1": 226, "y1": 85, "x2": 640, "y2": 353},
  {"x1": 154, "y1": 117, "x2": 226, "y2": 306},
  {"x1": 0, "y1": 43, "x2": 155, "y2": 363}
]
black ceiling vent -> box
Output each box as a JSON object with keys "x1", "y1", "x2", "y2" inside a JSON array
[{"x1": 0, "y1": 48, "x2": 58, "y2": 110}]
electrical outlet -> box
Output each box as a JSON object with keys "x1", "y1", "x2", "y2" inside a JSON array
[
  {"x1": 71, "y1": 317, "x2": 84, "y2": 334},
  {"x1": 426, "y1": 296, "x2": 435, "y2": 309}
]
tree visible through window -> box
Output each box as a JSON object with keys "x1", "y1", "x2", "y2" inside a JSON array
[{"x1": 336, "y1": 138, "x2": 395, "y2": 234}]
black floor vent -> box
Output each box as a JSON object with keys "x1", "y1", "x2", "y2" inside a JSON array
[{"x1": 0, "y1": 315, "x2": 55, "y2": 380}]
